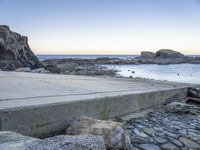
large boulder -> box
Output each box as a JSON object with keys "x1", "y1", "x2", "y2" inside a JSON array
[
  {"x1": 0, "y1": 25, "x2": 41, "y2": 71},
  {"x1": 155, "y1": 49, "x2": 184, "y2": 58},
  {"x1": 0, "y1": 131, "x2": 41, "y2": 150},
  {"x1": 0, "y1": 131, "x2": 106, "y2": 150},
  {"x1": 165, "y1": 102, "x2": 200, "y2": 114},
  {"x1": 29, "y1": 135, "x2": 106, "y2": 150},
  {"x1": 66, "y1": 117, "x2": 132, "y2": 150}
]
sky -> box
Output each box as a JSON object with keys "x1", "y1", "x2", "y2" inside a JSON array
[{"x1": 0, "y1": 0, "x2": 200, "y2": 55}]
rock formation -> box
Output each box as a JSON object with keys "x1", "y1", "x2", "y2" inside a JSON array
[
  {"x1": 0, "y1": 25, "x2": 40, "y2": 70},
  {"x1": 137, "y1": 49, "x2": 200, "y2": 65}
]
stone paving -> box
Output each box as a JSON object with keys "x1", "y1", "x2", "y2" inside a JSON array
[{"x1": 125, "y1": 103, "x2": 200, "y2": 150}]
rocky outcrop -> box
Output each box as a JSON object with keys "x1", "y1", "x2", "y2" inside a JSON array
[
  {"x1": 0, "y1": 25, "x2": 40, "y2": 71},
  {"x1": 156, "y1": 49, "x2": 185, "y2": 58},
  {"x1": 42, "y1": 58, "x2": 118, "y2": 76},
  {"x1": 66, "y1": 117, "x2": 132, "y2": 150},
  {"x1": 137, "y1": 49, "x2": 200, "y2": 65},
  {"x1": 0, "y1": 131, "x2": 106, "y2": 150},
  {"x1": 138, "y1": 49, "x2": 187, "y2": 64}
]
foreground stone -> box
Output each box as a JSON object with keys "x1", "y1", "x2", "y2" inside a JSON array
[
  {"x1": 31, "y1": 68, "x2": 51, "y2": 74},
  {"x1": 29, "y1": 135, "x2": 106, "y2": 150},
  {"x1": 15, "y1": 67, "x2": 31, "y2": 72},
  {"x1": 0, "y1": 131, "x2": 106, "y2": 150},
  {"x1": 165, "y1": 102, "x2": 200, "y2": 114},
  {"x1": 66, "y1": 117, "x2": 132, "y2": 150},
  {"x1": 0, "y1": 131, "x2": 40, "y2": 150},
  {"x1": 125, "y1": 102, "x2": 200, "y2": 149},
  {"x1": 0, "y1": 25, "x2": 41, "y2": 71}
]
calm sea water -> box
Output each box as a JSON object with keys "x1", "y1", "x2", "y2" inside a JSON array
[
  {"x1": 37, "y1": 55, "x2": 137, "y2": 61},
  {"x1": 37, "y1": 55, "x2": 200, "y2": 84},
  {"x1": 110, "y1": 64, "x2": 200, "y2": 85}
]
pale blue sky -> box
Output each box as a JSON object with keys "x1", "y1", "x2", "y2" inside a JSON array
[{"x1": 0, "y1": 0, "x2": 200, "y2": 54}]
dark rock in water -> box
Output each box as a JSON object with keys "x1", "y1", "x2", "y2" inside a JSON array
[{"x1": 0, "y1": 25, "x2": 41, "y2": 71}]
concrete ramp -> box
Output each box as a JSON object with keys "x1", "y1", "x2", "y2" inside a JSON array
[{"x1": 0, "y1": 71, "x2": 190, "y2": 137}]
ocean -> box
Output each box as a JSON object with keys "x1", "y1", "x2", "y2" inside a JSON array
[
  {"x1": 37, "y1": 55, "x2": 137, "y2": 61},
  {"x1": 37, "y1": 55, "x2": 200, "y2": 85}
]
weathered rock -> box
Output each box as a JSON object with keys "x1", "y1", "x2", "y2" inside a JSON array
[
  {"x1": 141, "y1": 51, "x2": 156, "y2": 58},
  {"x1": 29, "y1": 135, "x2": 106, "y2": 150},
  {"x1": 179, "y1": 137, "x2": 200, "y2": 149},
  {"x1": 161, "y1": 143, "x2": 178, "y2": 150},
  {"x1": 66, "y1": 117, "x2": 132, "y2": 150},
  {"x1": 156, "y1": 49, "x2": 184, "y2": 58},
  {"x1": 137, "y1": 49, "x2": 198, "y2": 65},
  {"x1": 0, "y1": 25, "x2": 41, "y2": 71},
  {"x1": 15, "y1": 67, "x2": 31, "y2": 72},
  {"x1": 165, "y1": 102, "x2": 199, "y2": 114},
  {"x1": 0, "y1": 131, "x2": 41, "y2": 150},
  {"x1": 0, "y1": 131, "x2": 106, "y2": 150},
  {"x1": 42, "y1": 59, "x2": 117, "y2": 76},
  {"x1": 188, "y1": 87, "x2": 200, "y2": 99},
  {"x1": 139, "y1": 144, "x2": 160, "y2": 150},
  {"x1": 31, "y1": 68, "x2": 51, "y2": 74}
]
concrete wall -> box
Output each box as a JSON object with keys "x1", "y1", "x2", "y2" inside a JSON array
[{"x1": 0, "y1": 87, "x2": 188, "y2": 137}]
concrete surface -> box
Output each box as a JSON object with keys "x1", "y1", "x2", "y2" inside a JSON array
[{"x1": 0, "y1": 71, "x2": 190, "y2": 137}]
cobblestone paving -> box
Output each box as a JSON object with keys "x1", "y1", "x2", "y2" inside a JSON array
[{"x1": 125, "y1": 104, "x2": 200, "y2": 150}]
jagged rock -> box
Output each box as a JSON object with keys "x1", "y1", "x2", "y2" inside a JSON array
[
  {"x1": 29, "y1": 135, "x2": 106, "y2": 150},
  {"x1": 66, "y1": 117, "x2": 132, "y2": 150},
  {"x1": 31, "y1": 68, "x2": 51, "y2": 74},
  {"x1": 0, "y1": 25, "x2": 41, "y2": 71},
  {"x1": 188, "y1": 87, "x2": 200, "y2": 99},
  {"x1": 0, "y1": 131, "x2": 41, "y2": 150},
  {"x1": 15, "y1": 67, "x2": 31, "y2": 72}
]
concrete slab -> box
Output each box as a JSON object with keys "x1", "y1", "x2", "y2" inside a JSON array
[{"x1": 0, "y1": 71, "x2": 190, "y2": 137}]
